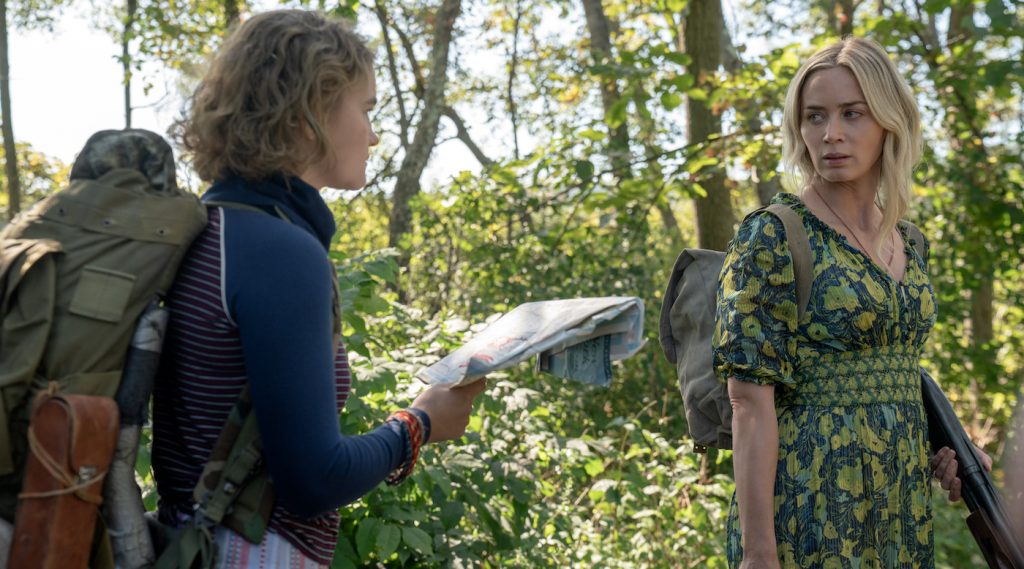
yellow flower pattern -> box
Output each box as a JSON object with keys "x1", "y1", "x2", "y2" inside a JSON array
[{"x1": 713, "y1": 193, "x2": 937, "y2": 568}]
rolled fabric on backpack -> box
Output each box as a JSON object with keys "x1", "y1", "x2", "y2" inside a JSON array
[{"x1": 103, "y1": 300, "x2": 168, "y2": 569}]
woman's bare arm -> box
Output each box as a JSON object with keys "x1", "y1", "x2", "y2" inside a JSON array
[{"x1": 729, "y1": 377, "x2": 781, "y2": 566}]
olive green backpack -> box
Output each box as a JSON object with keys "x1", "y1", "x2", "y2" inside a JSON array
[
  {"x1": 658, "y1": 203, "x2": 925, "y2": 453},
  {"x1": 0, "y1": 130, "x2": 276, "y2": 569}
]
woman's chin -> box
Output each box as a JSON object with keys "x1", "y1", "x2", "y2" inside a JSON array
[{"x1": 815, "y1": 171, "x2": 859, "y2": 184}]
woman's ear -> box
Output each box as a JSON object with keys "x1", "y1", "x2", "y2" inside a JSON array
[{"x1": 300, "y1": 118, "x2": 316, "y2": 142}]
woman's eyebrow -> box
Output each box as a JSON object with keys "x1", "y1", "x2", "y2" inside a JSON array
[{"x1": 803, "y1": 100, "x2": 868, "y2": 110}]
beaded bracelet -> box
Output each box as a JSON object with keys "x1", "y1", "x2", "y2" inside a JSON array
[{"x1": 385, "y1": 409, "x2": 425, "y2": 485}]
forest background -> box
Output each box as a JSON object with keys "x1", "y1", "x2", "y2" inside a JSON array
[{"x1": 1, "y1": 0, "x2": 1022, "y2": 567}]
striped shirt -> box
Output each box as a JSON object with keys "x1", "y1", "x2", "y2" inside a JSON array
[{"x1": 152, "y1": 206, "x2": 381, "y2": 564}]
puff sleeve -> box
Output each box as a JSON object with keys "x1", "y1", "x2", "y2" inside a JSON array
[{"x1": 713, "y1": 211, "x2": 800, "y2": 387}]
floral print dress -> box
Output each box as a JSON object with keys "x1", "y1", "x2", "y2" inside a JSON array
[{"x1": 713, "y1": 192, "x2": 937, "y2": 568}]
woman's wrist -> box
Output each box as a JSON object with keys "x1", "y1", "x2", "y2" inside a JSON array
[
  {"x1": 407, "y1": 407, "x2": 432, "y2": 443},
  {"x1": 742, "y1": 535, "x2": 779, "y2": 558},
  {"x1": 384, "y1": 408, "x2": 427, "y2": 485}
]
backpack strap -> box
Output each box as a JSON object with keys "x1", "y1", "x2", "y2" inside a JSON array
[
  {"x1": 191, "y1": 388, "x2": 270, "y2": 534},
  {"x1": 898, "y1": 220, "x2": 927, "y2": 261},
  {"x1": 153, "y1": 389, "x2": 270, "y2": 569},
  {"x1": 152, "y1": 202, "x2": 288, "y2": 568},
  {"x1": 763, "y1": 204, "x2": 812, "y2": 319},
  {"x1": 203, "y1": 200, "x2": 291, "y2": 224}
]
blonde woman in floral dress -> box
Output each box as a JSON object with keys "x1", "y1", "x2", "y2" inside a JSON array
[{"x1": 713, "y1": 37, "x2": 991, "y2": 569}]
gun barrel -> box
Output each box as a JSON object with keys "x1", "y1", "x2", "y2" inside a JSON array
[{"x1": 921, "y1": 369, "x2": 1024, "y2": 569}]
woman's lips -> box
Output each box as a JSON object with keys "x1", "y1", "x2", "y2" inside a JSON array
[{"x1": 823, "y1": 154, "x2": 850, "y2": 166}]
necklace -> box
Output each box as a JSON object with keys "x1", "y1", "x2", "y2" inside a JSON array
[{"x1": 811, "y1": 186, "x2": 896, "y2": 269}]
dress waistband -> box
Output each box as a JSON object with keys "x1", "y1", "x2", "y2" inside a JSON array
[{"x1": 778, "y1": 345, "x2": 922, "y2": 406}]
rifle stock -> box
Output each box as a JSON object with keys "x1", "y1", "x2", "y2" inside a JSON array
[{"x1": 921, "y1": 369, "x2": 1024, "y2": 569}]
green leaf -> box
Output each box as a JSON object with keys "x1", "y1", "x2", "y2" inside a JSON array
[
  {"x1": 353, "y1": 295, "x2": 389, "y2": 314},
  {"x1": 331, "y1": 556, "x2": 357, "y2": 569},
  {"x1": 685, "y1": 154, "x2": 719, "y2": 174},
  {"x1": 334, "y1": 535, "x2": 359, "y2": 561},
  {"x1": 685, "y1": 88, "x2": 708, "y2": 101},
  {"x1": 660, "y1": 91, "x2": 683, "y2": 111},
  {"x1": 381, "y1": 505, "x2": 427, "y2": 522},
  {"x1": 440, "y1": 500, "x2": 465, "y2": 529},
  {"x1": 575, "y1": 160, "x2": 595, "y2": 184},
  {"x1": 769, "y1": 48, "x2": 801, "y2": 76},
  {"x1": 982, "y1": 60, "x2": 1015, "y2": 87},
  {"x1": 425, "y1": 466, "x2": 453, "y2": 494},
  {"x1": 376, "y1": 523, "x2": 401, "y2": 559},
  {"x1": 985, "y1": 0, "x2": 1012, "y2": 28},
  {"x1": 670, "y1": 74, "x2": 694, "y2": 91},
  {"x1": 664, "y1": 51, "x2": 689, "y2": 66},
  {"x1": 363, "y1": 258, "x2": 397, "y2": 283},
  {"x1": 355, "y1": 518, "x2": 380, "y2": 561},
  {"x1": 584, "y1": 458, "x2": 605, "y2": 477},
  {"x1": 922, "y1": 0, "x2": 950, "y2": 14},
  {"x1": 579, "y1": 129, "x2": 606, "y2": 142},
  {"x1": 402, "y1": 526, "x2": 433, "y2": 556},
  {"x1": 588, "y1": 479, "x2": 617, "y2": 502},
  {"x1": 606, "y1": 96, "x2": 630, "y2": 128}
]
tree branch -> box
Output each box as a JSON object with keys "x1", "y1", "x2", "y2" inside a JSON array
[
  {"x1": 392, "y1": 6, "x2": 426, "y2": 96},
  {"x1": 442, "y1": 106, "x2": 493, "y2": 168},
  {"x1": 372, "y1": 1, "x2": 410, "y2": 149},
  {"x1": 388, "y1": 0, "x2": 462, "y2": 264},
  {"x1": 507, "y1": 0, "x2": 522, "y2": 160}
]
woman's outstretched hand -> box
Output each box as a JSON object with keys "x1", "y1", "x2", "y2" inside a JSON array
[
  {"x1": 411, "y1": 379, "x2": 488, "y2": 443},
  {"x1": 930, "y1": 444, "x2": 993, "y2": 502}
]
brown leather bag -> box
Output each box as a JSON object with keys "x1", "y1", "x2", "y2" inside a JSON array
[{"x1": 6, "y1": 386, "x2": 118, "y2": 569}]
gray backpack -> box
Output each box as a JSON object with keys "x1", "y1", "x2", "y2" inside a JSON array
[{"x1": 658, "y1": 203, "x2": 925, "y2": 453}]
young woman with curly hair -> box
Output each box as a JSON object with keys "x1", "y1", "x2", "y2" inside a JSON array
[{"x1": 152, "y1": 10, "x2": 486, "y2": 568}]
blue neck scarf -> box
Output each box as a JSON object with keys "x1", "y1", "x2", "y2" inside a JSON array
[{"x1": 202, "y1": 173, "x2": 336, "y2": 251}]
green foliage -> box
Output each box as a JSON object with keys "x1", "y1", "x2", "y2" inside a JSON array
[
  {"x1": 10, "y1": 0, "x2": 1017, "y2": 566},
  {"x1": 328, "y1": 218, "x2": 734, "y2": 566},
  {"x1": 328, "y1": 2, "x2": 1022, "y2": 565},
  {"x1": 0, "y1": 142, "x2": 69, "y2": 218},
  {"x1": 866, "y1": 3, "x2": 1024, "y2": 448}
]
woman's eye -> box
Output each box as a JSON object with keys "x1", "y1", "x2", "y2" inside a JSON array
[
  {"x1": 844, "y1": 110, "x2": 862, "y2": 119},
  {"x1": 806, "y1": 112, "x2": 824, "y2": 124}
]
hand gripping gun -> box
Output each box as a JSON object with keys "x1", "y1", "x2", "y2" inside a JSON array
[{"x1": 921, "y1": 368, "x2": 1024, "y2": 569}]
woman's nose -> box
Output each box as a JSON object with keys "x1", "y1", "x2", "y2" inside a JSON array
[{"x1": 823, "y1": 118, "x2": 844, "y2": 143}]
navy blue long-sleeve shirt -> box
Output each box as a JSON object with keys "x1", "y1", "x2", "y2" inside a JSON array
[{"x1": 152, "y1": 175, "x2": 425, "y2": 563}]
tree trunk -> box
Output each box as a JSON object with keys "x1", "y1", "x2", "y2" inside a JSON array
[
  {"x1": 837, "y1": 0, "x2": 856, "y2": 36},
  {"x1": 123, "y1": 0, "x2": 137, "y2": 128},
  {"x1": 971, "y1": 272, "x2": 994, "y2": 345},
  {"x1": 507, "y1": 0, "x2": 521, "y2": 160},
  {"x1": 375, "y1": 1, "x2": 410, "y2": 149},
  {"x1": 224, "y1": 0, "x2": 239, "y2": 30},
  {"x1": 580, "y1": 0, "x2": 629, "y2": 176},
  {"x1": 821, "y1": 0, "x2": 858, "y2": 36},
  {"x1": 583, "y1": 0, "x2": 683, "y2": 249},
  {"x1": 684, "y1": 0, "x2": 734, "y2": 251},
  {"x1": 0, "y1": 0, "x2": 19, "y2": 220},
  {"x1": 387, "y1": 0, "x2": 461, "y2": 256}
]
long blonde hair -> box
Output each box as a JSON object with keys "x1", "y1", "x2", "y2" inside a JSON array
[
  {"x1": 782, "y1": 37, "x2": 922, "y2": 253},
  {"x1": 174, "y1": 10, "x2": 374, "y2": 182}
]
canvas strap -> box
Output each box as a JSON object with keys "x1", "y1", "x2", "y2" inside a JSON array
[
  {"x1": 753, "y1": 206, "x2": 926, "y2": 319},
  {"x1": 760, "y1": 204, "x2": 812, "y2": 319},
  {"x1": 898, "y1": 220, "x2": 927, "y2": 260}
]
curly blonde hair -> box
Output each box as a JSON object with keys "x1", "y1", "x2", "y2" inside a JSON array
[
  {"x1": 782, "y1": 37, "x2": 922, "y2": 254},
  {"x1": 174, "y1": 10, "x2": 374, "y2": 182}
]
